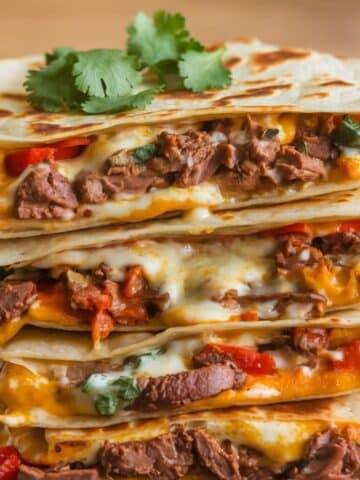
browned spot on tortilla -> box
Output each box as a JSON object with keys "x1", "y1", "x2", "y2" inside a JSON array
[
  {"x1": 302, "y1": 92, "x2": 328, "y2": 99},
  {"x1": 269, "y1": 397, "x2": 333, "y2": 416},
  {"x1": 319, "y1": 80, "x2": 354, "y2": 87},
  {"x1": 243, "y1": 77, "x2": 277, "y2": 85},
  {"x1": 0, "y1": 93, "x2": 27, "y2": 101},
  {"x1": 0, "y1": 109, "x2": 11, "y2": 117},
  {"x1": 30, "y1": 122, "x2": 97, "y2": 134},
  {"x1": 222, "y1": 83, "x2": 292, "y2": 100},
  {"x1": 159, "y1": 90, "x2": 215, "y2": 100},
  {"x1": 206, "y1": 42, "x2": 225, "y2": 52},
  {"x1": 252, "y1": 49, "x2": 310, "y2": 71},
  {"x1": 224, "y1": 56, "x2": 242, "y2": 68}
]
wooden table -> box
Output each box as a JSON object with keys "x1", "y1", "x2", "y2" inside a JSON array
[{"x1": 1, "y1": 0, "x2": 359, "y2": 59}]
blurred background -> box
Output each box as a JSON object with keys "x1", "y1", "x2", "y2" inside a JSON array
[{"x1": 1, "y1": 0, "x2": 359, "y2": 58}]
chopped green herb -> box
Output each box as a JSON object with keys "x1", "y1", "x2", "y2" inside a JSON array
[
  {"x1": 263, "y1": 128, "x2": 279, "y2": 139},
  {"x1": 296, "y1": 140, "x2": 308, "y2": 154},
  {"x1": 179, "y1": 49, "x2": 232, "y2": 92},
  {"x1": 95, "y1": 394, "x2": 119, "y2": 416},
  {"x1": 334, "y1": 116, "x2": 360, "y2": 148},
  {"x1": 82, "y1": 374, "x2": 140, "y2": 416},
  {"x1": 124, "y1": 348, "x2": 163, "y2": 368},
  {"x1": 73, "y1": 50, "x2": 141, "y2": 98},
  {"x1": 133, "y1": 144, "x2": 158, "y2": 163}
]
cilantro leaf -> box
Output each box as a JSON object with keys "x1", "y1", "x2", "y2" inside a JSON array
[
  {"x1": 73, "y1": 49, "x2": 141, "y2": 98},
  {"x1": 82, "y1": 373, "x2": 140, "y2": 416},
  {"x1": 24, "y1": 51, "x2": 85, "y2": 112},
  {"x1": 127, "y1": 11, "x2": 203, "y2": 68},
  {"x1": 179, "y1": 49, "x2": 231, "y2": 92},
  {"x1": 45, "y1": 47, "x2": 76, "y2": 64},
  {"x1": 81, "y1": 88, "x2": 159, "y2": 114},
  {"x1": 133, "y1": 144, "x2": 158, "y2": 163},
  {"x1": 334, "y1": 116, "x2": 360, "y2": 148}
]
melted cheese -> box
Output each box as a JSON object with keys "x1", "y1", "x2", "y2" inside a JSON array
[{"x1": 31, "y1": 236, "x2": 289, "y2": 328}]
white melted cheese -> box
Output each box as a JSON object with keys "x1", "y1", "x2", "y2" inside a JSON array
[{"x1": 33, "y1": 236, "x2": 296, "y2": 325}]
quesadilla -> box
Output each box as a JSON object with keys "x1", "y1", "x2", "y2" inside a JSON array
[
  {"x1": 5, "y1": 394, "x2": 360, "y2": 480},
  {"x1": 0, "y1": 39, "x2": 360, "y2": 238},
  {"x1": 2, "y1": 190, "x2": 360, "y2": 343},
  {"x1": 0, "y1": 320, "x2": 360, "y2": 427}
]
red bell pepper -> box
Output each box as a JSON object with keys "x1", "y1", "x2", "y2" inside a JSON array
[
  {"x1": 336, "y1": 220, "x2": 360, "y2": 233},
  {"x1": 0, "y1": 447, "x2": 21, "y2": 480},
  {"x1": 332, "y1": 339, "x2": 360, "y2": 370},
  {"x1": 266, "y1": 223, "x2": 313, "y2": 237},
  {"x1": 201, "y1": 344, "x2": 276, "y2": 375},
  {"x1": 5, "y1": 136, "x2": 91, "y2": 177}
]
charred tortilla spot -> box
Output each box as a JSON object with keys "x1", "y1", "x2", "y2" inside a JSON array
[
  {"x1": 0, "y1": 109, "x2": 12, "y2": 117},
  {"x1": 243, "y1": 77, "x2": 277, "y2": 85},
  {"x1": 0, "y1": 92, "x2": 27, "y2": 101},
  {"x1": 224, "y1": 56, "x2": 242, "y2": 68},
  {"x1": 159, "y1": 90, "x2": 216, "y2": 100},
  {"x1": 302, "y1": 92, "x2": 329, "y2": 99},
  {"x1": 252, "y1": 49, "x2": 310, "y2": 71},
  {"x1": 30, "y1": 122, "x2": 97, "y2": 134},
  {"x1": 319, "y1": 79, "x2": 355, "y2": 87},
  {"x1": 221, "y1": 83, "x2": 292, "y2": 100}
]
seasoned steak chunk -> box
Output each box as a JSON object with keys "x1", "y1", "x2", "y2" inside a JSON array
[
  {"x1": 275, "y1": 234, "x2": 323, "y2": 271},
  {"x1": 15, "y1": 164, "x2": 78, "y2": 219},
  {"x1": 100, "y1": 429, "x2": 194, "y2": 480},
  {"x1": 131, "y1": 364, "x2": 245, "y2": 411},
  {"x1": 292, "y1": 327, "x2": 329, "y2": 354},
  {"x1": 0, "y1": 281, "x2": 37, "y2": 323}
]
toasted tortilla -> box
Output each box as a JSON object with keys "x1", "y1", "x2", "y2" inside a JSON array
[
  {"x1": 1, "y1": 320, "x2": 360, "y2": 428},
  {"x1": 6, "y1": 394, "x2": 360, "y2": 472},
  {"x1": 0, "y1": 40, "x2": 359, "y2": 237}
]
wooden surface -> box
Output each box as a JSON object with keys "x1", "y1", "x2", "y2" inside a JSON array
[{"x1": 1, "y1": 0, "x2": 359, "y2": 59}]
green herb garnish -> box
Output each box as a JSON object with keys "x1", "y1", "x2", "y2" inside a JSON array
[
  {"x1": 133, "y1": 144, "x2": 158, "y2": 163},
  {"x1": 124, "y1": 348, "x2": 163, "y2": 368},
  {"x1": 82, "y1": 374, "x2": 140, "y2": 416},
  {"x1": 263, "y1": 128, "x2": 280, "y2": 139},
  {"x1": 334, "y1": 116, "x2": 360, "y2": 148},
  {"x1": 24, "y1": 10, "x2": 232, "y2": 114}
]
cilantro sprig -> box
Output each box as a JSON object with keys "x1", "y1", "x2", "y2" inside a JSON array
[{"x1": 24, "y1": 11, "x2": 232, "y2": 114}]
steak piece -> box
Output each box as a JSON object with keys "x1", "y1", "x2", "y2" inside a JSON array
[
  {"x1": 15, "y1": 164, "x2": 78, "y2": 219},
  {"x1": 292, "y1": 327, "x2": 329, "y2": 354},
  {"x1": 275, "y1": 235, "x2": 323, "y2": 271},
  {"x1": 192, "y1": 429, "x2": 241, "y2": 480},
  {"x1": 0, "y1": 281, "x2": 37, "y2": 323},
  {"x1": 100, "y1": 429, "x2": 194, "y2": 480},
  {"x1": 295, "y1": 136, "x2": 333, "y2": 160},
  {"x1": 313, "y1": 232, "x2": 360, "y2": 255},
  {"x1": 276, "y1": 146, "x2": 327, "y2": 182},
  {"x1": 215, "y1": 291, "x2": 326, "y2": 319},
  {"x1": 131, "y1": 364, "x2": 245, "y2": 411},
  {"x1": 288, "y1": 429, "x2": 360, "y2": 479},
  {"x1": 19, "y1": 466, "x2": 99, "y2": 480}
]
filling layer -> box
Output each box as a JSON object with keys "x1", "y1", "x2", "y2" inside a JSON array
[
  {"x1": 2, "y1": 221, "x2": 360, "y2": 342},
  {"x1": 1, "y1": 113, "x2": 359, "y2": 224},
  {"x1": 1, "y1": 326, "x2": 360, "y2": 422}
]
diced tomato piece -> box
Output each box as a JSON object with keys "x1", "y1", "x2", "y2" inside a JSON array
[
  {"x1": 240, "y1": 310, "x2": 259, "y2": 321},
  {"x1": 4, "y1": 136, "x2": 91, "y2": 176},
  {"x1": 203, "y1": 344, "x2": 276, "y2": 375},
  {"x1": 266, "y1": 223, "x2": 313, "y2": 236},
  {"x1": 337, "y1": 220, "x2": 360, "y2": 233},
  {"x1": 332, "y1": 339, "x2": 360, "y2": 369},
  {"x1": 91, "y1": 310, "x2": 115, "y2": 344},
  {"x1": 0, "y1": 447, "x2": 21, "y2": 480}
]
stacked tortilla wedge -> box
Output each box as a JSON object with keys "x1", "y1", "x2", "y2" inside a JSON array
[{"x1": 0, "y1": 39, "x2": 359, "y2": 479}]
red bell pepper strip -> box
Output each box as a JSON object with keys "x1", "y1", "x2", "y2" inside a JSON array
[
  {"x1": 331, "y1": 339, "x2": 360, "y2": 370},
  {"x1": 0, "y1": 447, "x2": 21, "y2": 480},
  {"x1": 200, "y1": 344, "x2": 276, "y2": 375},
  {"x1": 336, "y1": 220, "x2": 360, "y2": 233},
  {"x1": 265, "y1": 223, "x2": 313, "y2": 237},
  {"x1": 5, "y1": 137, "x2": 91, "y2": 177}
]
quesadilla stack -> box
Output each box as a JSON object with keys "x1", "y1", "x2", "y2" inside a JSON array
[{"x1": 0, "y1": 21, "x2": 359, "y2": 479}]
